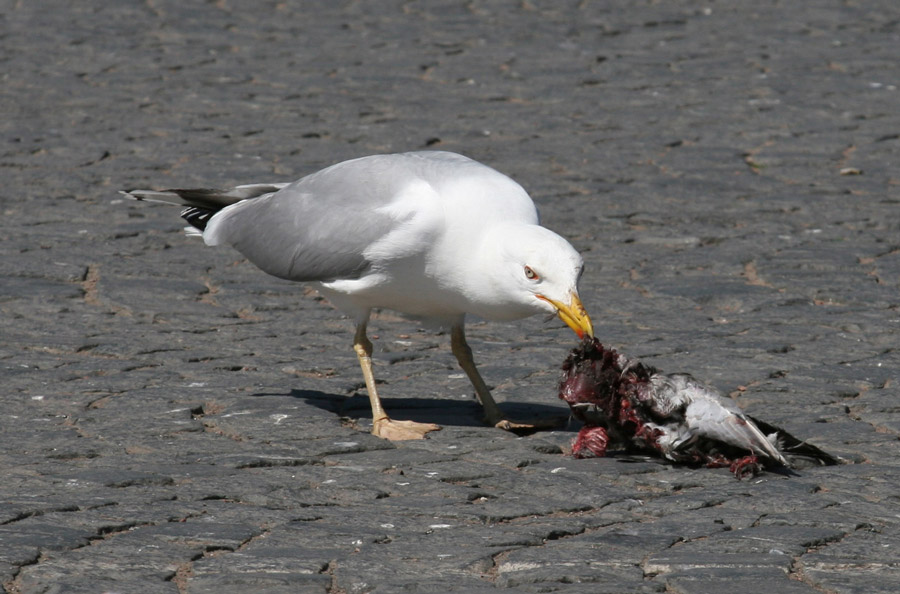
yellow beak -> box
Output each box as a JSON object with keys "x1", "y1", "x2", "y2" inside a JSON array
[{"x1": 538, "y1": 292, "x2": 594, "y2": 339}]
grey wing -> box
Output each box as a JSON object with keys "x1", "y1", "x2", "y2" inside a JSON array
[
  {"x1": 680, "y1": 380, "x2": 787, "y2": 464},
  {"x1": 201, "y1": 155, "x2": 439, "y2": 282},
  {"x1": 121, "y1": 183, "x2": 291, "y2": 209}
]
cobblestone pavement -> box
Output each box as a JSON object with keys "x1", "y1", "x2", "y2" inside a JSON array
[{"x1": 2, "y1": 1, "x2": 899, "y2": 592}]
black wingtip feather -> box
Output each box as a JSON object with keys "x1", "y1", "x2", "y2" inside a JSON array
[
  {"x1": 181, "y1": 206, "x2": 216, "y2": 231},
  {"x1": 748, "y1": 415, "x2": 841, "y2": 466}
]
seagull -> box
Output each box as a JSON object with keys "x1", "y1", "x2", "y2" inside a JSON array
[
  {"x1": 559, "y1": 338, "x2": 838, "y2": 477},
  {"x1": 122, "y1": 151, "x2": 593, "y2": 440}
]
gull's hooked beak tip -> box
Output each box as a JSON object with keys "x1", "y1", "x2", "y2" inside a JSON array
[{"x1": 539, "y1": 292, "x2": 594, "y2": 339}]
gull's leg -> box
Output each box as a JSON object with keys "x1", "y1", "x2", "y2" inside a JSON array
[
  {"x1": 449, "y1": 323, "x2": 504, "y2": 426},
  {"x1": 353, "y1": 321, "x2": 440, "y2": 440},
  {"x1": 451, "y1": 323, "x2": 562, "y2": 432}
]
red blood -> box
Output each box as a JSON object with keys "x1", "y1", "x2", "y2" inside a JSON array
[
  {"x1": 729, "y1": 455, "x2": 761, "y2": 479},
  {"x1": 572, "y1": 426, "x2": 609, "y2": 458}
]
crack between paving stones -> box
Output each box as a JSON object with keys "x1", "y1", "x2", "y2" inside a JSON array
[
  {"x1": 742, "y1": 260, "x2": 776, "y2": 289},
  {"x1": 644, "y1": 507, "x2": 846, "y2": 584},
  {"x1": 323, "y1": 559, "x2": 348, "y2": 594},
  {"x1": 645, "y1": 511, "x2": 855, "y2": 592},
  {"x1": 836, "y1": 348, "x2": 895, "y2": 367},
  {"x1": 639, "y1": 520, "x2": 711, "y2": 580},
  {"x1": 865, "y1": 245, "x2": 900, "y2": 286},
  {"x1": 479, "y1": 548, "x2": 512, "y2": 585},
  {"x1": 621, "y1": 266, "x2": 652, "y2": 298},
  {"x1": 1, "y1": 505, "x2": 81, "y2": 526},
  {"x1": 199, "y1": 419, "x2": 246, "y2": 441},
  {"x1": 80, "y1": 263, "x2": 132, "y2": 316},
  {"x1": 2, "y1": 519, "x2": 157, "y2": 594},
  {"x1": 169, "y1": 553, "x2": 202, "y2": 594},
  {"x1": 166, "y1": 525, "x2": 271, "y2": 593},
  {"x1": 2, "y1": 500, "x2": 120, "y2": 527},
  {"x1": 476, "y1": 505, "x2": 600, "y2": 525},
  {"x1": 841, "y1": 382, "x2": 899, "y2": 438},
  {"x1": 3, "y1": 551, "x2": 46, "y2": 594},
  {"x1": 197, "y1": 275, "x2": 221, "y2": 307},
  {"x1": 787, "y1": 526, "x2": 857, "y2": 593},
  {"x1": 3, "y1": 506, "x2": 218, "y2": 590},
  {"x1": 475, "y1": 518, "x2": 646, "y2": 586},
  {"x1": 23, "y1": 343, "x2": 122, "y2": 361},
  {"x1": 84, "y1": 391, "x2": 127, "y2": 410},
  {"x1": 189, "y1": 401, "x2": 251, "y2": 442}
]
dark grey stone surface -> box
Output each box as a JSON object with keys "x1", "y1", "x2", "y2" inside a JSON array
[{"x1": 2, "y1": 0, "x2": 898, "y2": 592}]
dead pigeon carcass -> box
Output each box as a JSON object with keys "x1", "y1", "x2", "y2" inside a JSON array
[{"x1": 558, "y1": 338, "x2": 838, "y2": 478}]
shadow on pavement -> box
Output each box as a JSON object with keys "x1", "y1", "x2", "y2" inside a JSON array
[{"x1": 255, "y1": 388, "x2": 576, "y2": 434}]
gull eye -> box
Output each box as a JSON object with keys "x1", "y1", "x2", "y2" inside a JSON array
[{"x1": 524, "y1": 265, "x2": 539, "y2": 281}]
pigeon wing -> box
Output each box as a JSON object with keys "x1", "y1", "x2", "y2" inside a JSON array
[{"x1": 677, "y1": 379, "x2": 787, "y2": 465}]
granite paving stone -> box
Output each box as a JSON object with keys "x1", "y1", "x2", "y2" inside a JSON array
[{"x1": 2, "y1": 0, "x2": 899, "y2": 592}]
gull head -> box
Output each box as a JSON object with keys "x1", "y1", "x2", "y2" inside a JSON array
[{"x1": 480, "y1": 224, "x2": 593, "y2": 338}]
